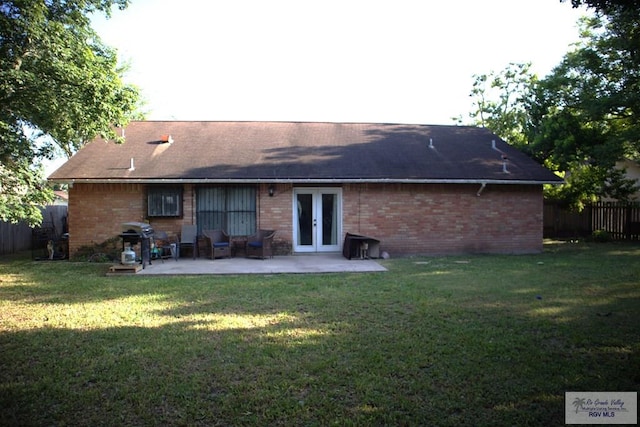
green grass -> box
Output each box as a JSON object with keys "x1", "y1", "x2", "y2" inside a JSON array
[{"x1": 1, "y1": 241, "x2": 639, "y2": 426}]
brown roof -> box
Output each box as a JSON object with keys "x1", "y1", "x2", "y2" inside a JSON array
[
  {"x1": 53, "y1": 190, "x2": 69, "y2": 200},
  {"x1": 48, "y1": 121, "x2": 562, "y2": 184}
]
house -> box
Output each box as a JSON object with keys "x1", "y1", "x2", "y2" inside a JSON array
[
  {"x1": 47, "y1": 121, "x2": 562, "y2": 257},
  {"x1": 52, "y1": 190, "x2": 69, "y2": 206},
  {"x1": 615, "y1": 159, "x2": 640, "y2": 201}
]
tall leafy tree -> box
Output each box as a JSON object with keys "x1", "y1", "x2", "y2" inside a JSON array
[
  {"x1": 562, "y1": 0, "x2": 640, "y2": 14},
  {"x1": 528, "y1": 9, "x2": 640, "y2": 208},
  {"x1": 0, "y1": 0, "x2": 140, "y2": 226},
  {"x1": 456, "y1": 62, "x2": 537, "y2": 150},
  {"x1": 462, "y1": 8, "x2": 639, "y2": 209}
]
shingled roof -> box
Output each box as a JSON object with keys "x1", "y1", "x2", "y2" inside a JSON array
[{"x1": 48, "y1": 121, "x2": 562, "y2": 185}]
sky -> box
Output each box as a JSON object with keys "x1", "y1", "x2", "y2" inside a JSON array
[{"x1": 89, "y1": 0, "x2": 590, "y2": 126}]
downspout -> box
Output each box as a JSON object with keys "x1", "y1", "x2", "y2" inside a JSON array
[{"x1": 476, "y1": 182, "x2": 486, "y2": 197}]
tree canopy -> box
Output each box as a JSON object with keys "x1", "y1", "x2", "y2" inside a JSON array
[
  {"x1": 458, "y1": 62, "x2": 536, "y2": 150},
  {"x1": 0, "y1": 0, "x2": 140, "y2": 226},
  {"x1": 563, "y1": 0, "x2": 640, "y2": 14},
  {"x1": 463, "y1": 7, "x2": 640, "y2": 209},
  {"x1": 529, "y1": 8, "x2": 640, "y2": 207}
]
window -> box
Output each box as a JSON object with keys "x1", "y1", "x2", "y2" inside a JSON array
[
  {"x1": 147, "y1": 187, "x2": 182, "y2": 217},
  {"x1": 197, "y1": 186, "x2": 256, "y2": 236}
]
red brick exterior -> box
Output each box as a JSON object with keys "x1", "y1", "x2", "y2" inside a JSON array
[
  {"x1": 342, "y1": 183, "x2": 543, "y2": 255},
  {"x1": 67, "y1": 182, "x2": 543, "y2": 257},
  {"x1": 68, "y1": 183, "x2": 146, "y2": 251},
  {"x1": 257, "y1": 183, "x2": 293, "y2": 253}
]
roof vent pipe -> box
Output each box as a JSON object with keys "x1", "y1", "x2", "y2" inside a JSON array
[
  {"x1": 129, "y1": 157, "x2": 135, "y2": 171},
  {"x1": 492, "y1": 139, "x2": 497, "y2": 150},
  {"x1": 429, "y1": 138, "x2": 434, "y2": 149},
  {"x1": 502, "y1": 155, "x2": 509, "y2": 173}
]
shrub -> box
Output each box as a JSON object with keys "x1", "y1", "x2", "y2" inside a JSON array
[
  {"x1": 591, "y1": 229, "x2": 612, "y2": 242},
  {"x1": 72, "y1": 237, "x2": 121, "y2": 262}
]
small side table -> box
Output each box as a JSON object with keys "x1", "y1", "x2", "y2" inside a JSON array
[{"x1": 231, "y1": 237, "x2": 247, "y2": 257}]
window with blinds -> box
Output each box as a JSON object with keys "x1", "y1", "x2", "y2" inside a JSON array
[{"x1": 196, "y1": 187, "x2": 256, "y2": 236}]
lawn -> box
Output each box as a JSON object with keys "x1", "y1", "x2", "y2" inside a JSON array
[{"x1": 1, "y1": 241, "x2": 639, "y2": 426}]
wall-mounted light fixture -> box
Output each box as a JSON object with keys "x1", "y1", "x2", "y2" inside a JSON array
[{"x1": 268, "y1": 185, "x2": 275, "y2": 197}]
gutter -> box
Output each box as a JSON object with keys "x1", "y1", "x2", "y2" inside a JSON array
[{"x1": 52, "y1": 177, "x2": 564, "y2": 186}]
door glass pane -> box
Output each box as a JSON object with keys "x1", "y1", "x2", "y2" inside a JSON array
[
  {"x1": 297, "y1": 194, "x2": 313, "y2": 246},
  {"x1": 322, "y1": 193, "x2": 337, "y2": 245}
]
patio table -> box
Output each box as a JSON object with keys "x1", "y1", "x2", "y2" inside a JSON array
[{"x1": 231, "y1": 236, "x2": 247, "y2": 257}]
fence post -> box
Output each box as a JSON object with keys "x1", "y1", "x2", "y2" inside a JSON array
[{"x1": 625, "y1": 203, "x2": 631, "y2": 240}]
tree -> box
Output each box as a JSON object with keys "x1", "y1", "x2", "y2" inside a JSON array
[
  {"x1": 0, "y1": 0, "x2": 141, "y2": 226},
  {"x1": 527, "y1": 10, "x2": 640, "y2": 208},
  {"x1": 461, "y1": 9, "x2": 640, "y2": 210},
  {"x1": 456, "y1": 62, "x2": 537, "y2": 150},
  {"x1": 562, "y1": 0, "x2": 640, "y2": 14}
]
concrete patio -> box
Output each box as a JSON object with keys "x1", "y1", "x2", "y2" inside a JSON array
[{"x1": 132, "y1": 253, "x2": 387, "y2": 275}]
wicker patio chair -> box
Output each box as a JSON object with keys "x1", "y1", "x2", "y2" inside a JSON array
[
  {"x1": 246, "y1": 230, "x2": 276, "y2": 259},
  {"x1": 202, "y1": 229, "x2": 231, "y2": 260}
]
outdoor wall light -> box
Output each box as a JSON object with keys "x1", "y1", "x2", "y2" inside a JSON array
[{"x1": 268, "y1": 185, "x2": 275, "y2": 197}]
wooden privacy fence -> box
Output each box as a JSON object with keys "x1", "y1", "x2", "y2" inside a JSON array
[
  {"x1": 0, "y1": 206, "x2": 68, "y2": 255},
  {"x1": 544, "y1": 201, "x2": 640, "y2": 240},
  {"x1": 592, "y1": 202, "x2": 640, "y2": 240},
  {"x1": 0, "y1": 220, "x2": 33, "y2": 255}
]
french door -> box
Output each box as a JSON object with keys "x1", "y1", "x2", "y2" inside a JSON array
[{"x1": 293, "y1": 188, "x2": 342, "y2": 253}]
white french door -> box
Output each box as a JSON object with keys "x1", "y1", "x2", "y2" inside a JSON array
[{"x1": 293, "y1": 188, "x2": 342, "y2": 253}]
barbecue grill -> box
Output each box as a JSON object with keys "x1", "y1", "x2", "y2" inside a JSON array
[{"x1": 119, "y1": 222, "x2": 154, "y2": 268}]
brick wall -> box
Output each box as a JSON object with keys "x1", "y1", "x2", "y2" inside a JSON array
[
  {"x1": 256, "y1": 182, "x2": 543, "y2": 255},
  {"x1": 257, "y1": 183, "x2": 293, "y2": 254},
  {"x1": 67, "y1": 182, "x2": 543, "y2": 257},
  {"x1": 342, "y1": 183, "x2": 543, "y2": 255},
  {"x1": 67, "y1": 183, "x2": 193, "y2": 256},
  {"x1": 68, "y1": 183, "x2": 145, "y2": 254}
]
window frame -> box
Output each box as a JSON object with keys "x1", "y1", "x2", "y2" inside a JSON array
[{"x1": 147, "y1": 186, "x2": 183, "y2": 218}]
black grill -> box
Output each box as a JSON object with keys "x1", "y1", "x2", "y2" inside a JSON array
[{"x1": 119, "y1": 222, "x2": 154, "y2": 268}]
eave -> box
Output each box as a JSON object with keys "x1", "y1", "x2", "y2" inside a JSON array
[{"x1": 49, "y1": 177, "x2": 564, "y2": 186}]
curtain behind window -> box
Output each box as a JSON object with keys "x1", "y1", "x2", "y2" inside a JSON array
[{"x1": 196, "y1": 187, "x2": 256, "y2": 236}]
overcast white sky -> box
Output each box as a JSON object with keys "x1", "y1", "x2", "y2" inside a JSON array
[{"x1": 90, "y1": 0, "x2": 589, "y2": 126}]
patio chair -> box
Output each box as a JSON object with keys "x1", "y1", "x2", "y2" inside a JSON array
[
  {"x1": 179, "y1": 224, "x2": 198, "y2": 259},
  {"x1": 246, "y1": 229, "x2": 276, "y2": 259},
  {"x1": 153, "y1": 231, "x2": 177, "y2": 262},
  {"x1": 203, "y1": 229, "x2": 231, "y2": 260}
]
